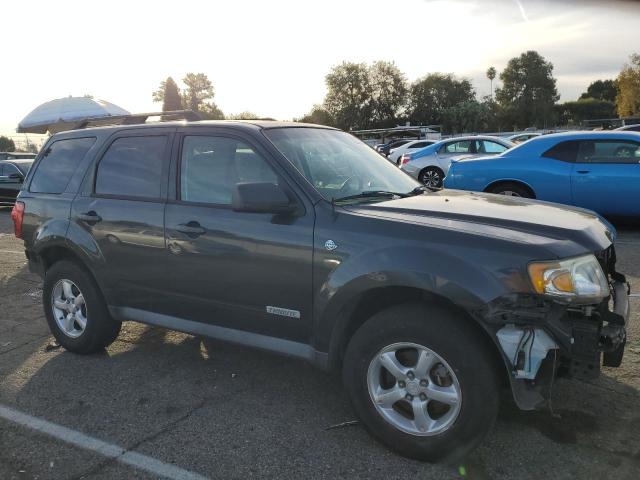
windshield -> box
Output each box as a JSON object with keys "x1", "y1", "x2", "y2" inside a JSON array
[{"x1": 264, "y1": 128, "x2": 420, "y2": 201}]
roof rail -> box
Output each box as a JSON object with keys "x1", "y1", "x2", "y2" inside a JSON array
[{"x1": 72, "y1": 110, "x2": 201, "y2": 130}]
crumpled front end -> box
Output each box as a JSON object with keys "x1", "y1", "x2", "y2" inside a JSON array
[{"x1": 476, "y1": 245, "x2": 630, "y2": 410}]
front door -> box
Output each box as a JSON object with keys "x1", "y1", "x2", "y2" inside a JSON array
[
  {"x1": 162, "y1": 130, "x2": 314, "y2": 343},
  {"x1": 0, "y1": 163, "x2": 24, "y2": 203},
  {"x1": 571, "y1": 138, "x2": 640, "y2": 216}
]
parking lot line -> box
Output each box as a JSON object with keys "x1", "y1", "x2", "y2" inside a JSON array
[{"x1": 0, "y1": 404, "x2": 209, "y2": 480}]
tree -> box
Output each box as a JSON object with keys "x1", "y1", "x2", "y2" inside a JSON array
[
  {"x1": 297, "y1": 105, "x2": 335, "y2": 126},
  {"x1": 579, "y1": 79, "x2": 617, "y2": 102},
  {"x1": 408, "y1": 73, "x2": 475, "y2": 126},
  {"x1": 556, "y1": 98, "x2": 617, "y2": 126},
  {"x1": 442, "y1": 100, "x2": 494, "y2": 134},
  {"x1": 324, "y1": 62, "x2": 372, "y2": 130},
  {"x1": 0, "y1": 136, "x2": 16, "y2": 151},
  {"x1": 152, "y1": 79, "x2": 167, "y2": 103},
  {"x1": 225, "y1": 111, "x2": 260, "y2": 120},
  {"x1": 616, "y1": 53, "x2": 640, "y2": 117},
  {"x1": 368, "y1": 61, "x2": 408, "y2": 127},
  {"x1": 161, "y1": 77, "x2": 183, "y2": 112},
  {"x1": 495, "y1": 51, "x2": 559, "y2": 129},
  {"x1": 486, "y1": 66, "x2": 496, "y2": 99},
  {"x1": 182, "y1": 73, "x2": 215, "y2": 111}
]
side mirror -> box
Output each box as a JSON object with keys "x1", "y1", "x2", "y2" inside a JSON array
[{"x1": 232, "y1": 182, "x2": 295, "y2": 214}]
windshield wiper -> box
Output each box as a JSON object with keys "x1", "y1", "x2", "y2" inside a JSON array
[{"x1": 333, "y1": 190, "x2": 411, "y2": 203}]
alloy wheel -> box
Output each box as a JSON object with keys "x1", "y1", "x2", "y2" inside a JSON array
[
  {"x1": 51, "y1": 279, "x2": 88, "y2": 338},
  {"x1": 367, "y1": 342, "x2": 462, "y2": 436}
]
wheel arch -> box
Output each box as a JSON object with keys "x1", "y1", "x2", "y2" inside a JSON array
[
  {"x1": 326, "y1": 286, "x2": 509, "y2": 386},
  {"x1": 484, "y1": 179, "x2": 536, "y2": 198}
]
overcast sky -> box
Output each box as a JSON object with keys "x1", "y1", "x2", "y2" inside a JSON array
[{"x1": 2, "y1": 0, "x2": 638, "y2": 136}]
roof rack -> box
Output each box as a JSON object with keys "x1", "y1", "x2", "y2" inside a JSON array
[
  {"x1": 72, "y1": 110, "x2": 202, "y2": 130},
  {"x1": 17, "y1": 110, "x2": 202, "y2": 134}
]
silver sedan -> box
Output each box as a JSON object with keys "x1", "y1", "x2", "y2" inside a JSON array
[{"x1": 400, "y1": 135, "x2": 515, "y2": 187}]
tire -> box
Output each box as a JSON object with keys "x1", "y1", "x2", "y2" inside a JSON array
[
  {"x1": 418, "y1": 167, "x2": 444, "y2": 188},
  {"x1": 343, "y1": 303, "x2": 499, "y2": 462},
  {"x1": 489, "y1": 182, "x2": 532, "y2": 198},
  {"x1": 43, "y1": 260, "x2": 121, "y2": 354}
]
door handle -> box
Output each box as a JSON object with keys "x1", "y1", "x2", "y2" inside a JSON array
[
  {"x1": 176, "y1": 222, "x2": 206, "y2": 236},
  {"x1": 76, "y1": 211, "x2": 102, "y2": 224},
  {"x1": 576, "y1": 170, "x2": 590, "y2": 174}
]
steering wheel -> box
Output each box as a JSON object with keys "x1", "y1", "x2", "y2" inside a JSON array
[{"x1": 337, "y1": 175, "x2": 363, "y2": 195}]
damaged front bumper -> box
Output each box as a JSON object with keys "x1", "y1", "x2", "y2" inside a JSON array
[{"x1": 477, "y1": 277, "x2": 630, "y2": 410}]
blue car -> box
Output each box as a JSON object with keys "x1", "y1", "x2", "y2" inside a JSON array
[{"x1": 444, "y1": 131, "x2": 640, "y2": 217}]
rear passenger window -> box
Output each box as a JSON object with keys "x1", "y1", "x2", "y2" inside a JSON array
[
  {"x1": 30, "y1": 137, "x2": 95, "y2": 193},
  {"x1": 180, "y1": 136, "x2": 277, "y2": 205},
  {"x1": 577, "y1": 140, "x2": 640, "y2": 164},
  {"x1": 95, "y1": 136, "x2": 167, "y2": 199},
  {"x1": 542, "y1": 141, "x2": 578, "y2": 162}
]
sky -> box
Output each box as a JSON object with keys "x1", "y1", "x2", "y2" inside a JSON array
[{"x1": 1, "y1": 0, "x2": 639, "y2": 138}]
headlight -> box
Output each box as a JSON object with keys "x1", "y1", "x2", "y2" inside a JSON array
[{"x1": 527, "y1": 254, "x2": 609, "y2": 303}]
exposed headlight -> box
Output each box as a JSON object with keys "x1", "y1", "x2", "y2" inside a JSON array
[{"x1": 527, "y1": 254, "x2": 609, "y2": 303}]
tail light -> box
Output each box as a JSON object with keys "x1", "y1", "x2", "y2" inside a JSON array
[
  {"x1": 401, "y1": 154, "x2": 411, "y2": 165},
  {"x1": 11, "y1": 201, "x2": 25, "y2": 239}
]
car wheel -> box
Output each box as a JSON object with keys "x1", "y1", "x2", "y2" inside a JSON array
[
  {"x1": 43, "y1": 260, "x2": 121, "y2": 354},
  {"x1": 489, "y1": 182, "x2": 532, "y2": 198},
  {"x1": 343, "y1": 303, "x2": 499, "y2": 462},
  {"x1": 418, "y1": 167, "x2": 444, "y2": 188}
]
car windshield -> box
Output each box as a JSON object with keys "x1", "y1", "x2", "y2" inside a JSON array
[{"x1": 264, "y1": 127, "x2": 420, "y2": 202}]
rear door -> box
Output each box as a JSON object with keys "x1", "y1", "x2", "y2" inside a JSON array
[
  {"x1": 571, "y1": 139, "x2": 640, "y2": 216},
  {"x1": 71, "y1": 128, "x2": 174, "y2": 311}
]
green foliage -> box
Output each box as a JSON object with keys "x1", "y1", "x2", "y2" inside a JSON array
[
  {"x1": 442, "y1": 100, "x2": 495, "y2": 134},
  {"x1": 486, "y1": 67, "x2": 496, "y2": 81},
  {"x1": 368, "y1": 61, "x2": 408, "y2": 127},
  {"x1": 324, "y1": 62, "x2": 372, "y2": 130},
  {"x1": 408, "y1": 73, "x2": 475, "y2": 126},
  {"x1": 297, "y1": 105, "x2": 335, "y2": 126},
  {"x1": 579, "y1": 79, "x2": 617, "y2": 102},
  {"x1": 162, "y1": 77, "x2": 183, "y2": 112},
  {"x1": 0, "y1": 136, "x2": 16, "y2": 151},
  {"x1": 496, "y1": 51, "x2": 559, "y2": 129},
  {"x1": 153, "y1": 73, "x2": 224, "y2": 118},
  {"x1": 616, "y1": 53, "x2": 640, "y2": 117},
  {"x1": 556, "y1": 98, "x2": 616, "y2": 125},
  {"x1": 225, "y1": 111, "x2": 260, "y2": 120}
]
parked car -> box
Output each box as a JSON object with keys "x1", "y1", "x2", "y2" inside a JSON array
[
  {"x1": 0, "y1": 159, "x2": 33, "y2": 204},
  {"x1": 388, "y1": 139, "x2": 436, "y2": 165},
  {"x1": 0, "y1": 152, "x2": 37, "y2": 160},
  {"x1": 615, "y1": 124, "x2": 640, "y2": 132},
  {"x1": 508, "y1": 132, "x2": 541, "y2": 143},
  {"x1": 377, "y1": 138, "x2": 414, "y2": 156},
  {"x1": 13, "y1": 121, "x2": 629, "y2": 462},
  {"x1": 400, "y1": 136, "x2": 515, "y2": 187},
  {"x1": 444, "y1": 131, "x2": 640, "y2": 217}
]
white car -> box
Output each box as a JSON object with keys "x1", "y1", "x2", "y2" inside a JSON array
[
  {"x1": 508, "y1": 132, "x2": 541, "y2": 144},
  {"x1": 388, "y1": 139, "x2": 436, "y2": 165},
  {"x1": 400, "y1": 135, "x2": 515, "y2": 187}
]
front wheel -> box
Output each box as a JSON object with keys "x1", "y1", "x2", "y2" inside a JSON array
[
  {"x1": 418, "y1": 167, "x2": 444, "y2": 188},
  {"x1": 343, "y1": 304, "x2": 499, "y2": 462}
]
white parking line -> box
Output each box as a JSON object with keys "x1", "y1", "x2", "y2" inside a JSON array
[{"x1": 0, "y1": 404, "x2": 209, "y2": 480}]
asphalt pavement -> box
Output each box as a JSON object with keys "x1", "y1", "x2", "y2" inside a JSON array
[{"x1": 0, "y1": 207, "x2": 639, "y2": 479}]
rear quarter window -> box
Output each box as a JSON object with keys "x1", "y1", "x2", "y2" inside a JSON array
[{"x1": 30, "y1": 137, "x2": 96, "y2": 194}]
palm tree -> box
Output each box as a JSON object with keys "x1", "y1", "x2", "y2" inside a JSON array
[{"x1": 486, "y1": 67, "x2": 497, "y2": 100}]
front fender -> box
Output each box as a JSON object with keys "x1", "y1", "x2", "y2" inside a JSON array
[{"x1": 312, "y1": 244, "x2": 508, "y2": 356}]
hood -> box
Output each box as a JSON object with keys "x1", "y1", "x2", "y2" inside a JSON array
[{"x1": 343, "y1": 190, "x2": 613, "y2": 257}]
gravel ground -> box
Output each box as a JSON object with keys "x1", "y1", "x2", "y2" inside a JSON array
[{"x1": 0, "y1": 206, "x2": 638, "y2": 479}]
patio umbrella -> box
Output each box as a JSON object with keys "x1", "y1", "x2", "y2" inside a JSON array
[{"x1": 17, "y1": 96, "x2": 130, "y2": 134}]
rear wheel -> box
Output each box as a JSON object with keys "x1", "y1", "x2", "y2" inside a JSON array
[
  {"x1": 43, "y1": 261, "x2": 121, "y2": 354},
  {"x1": 489, "y1": 182, "x2": 532, "y2": 198},
  {"x1": 343, "y1": 303, "x2": 499, "y2": 462},
  {"x1": 418, "y1": 167, "x2": 444, "y2": 188}
]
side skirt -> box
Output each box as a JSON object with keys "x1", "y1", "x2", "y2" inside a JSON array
[{"x1": 109, "y1": 306, "x2": 329, "y2": 370}]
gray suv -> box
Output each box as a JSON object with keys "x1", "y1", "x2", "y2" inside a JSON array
[{"x1": 12, "y1": 120, "x2": 630, "y2": 462}]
